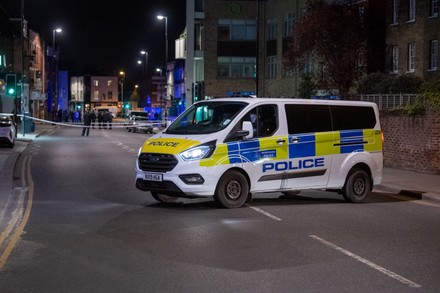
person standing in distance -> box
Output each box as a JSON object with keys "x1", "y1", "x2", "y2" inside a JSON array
[{"x1": 82, "y1": 109, "x2": 92, "y2": 136}]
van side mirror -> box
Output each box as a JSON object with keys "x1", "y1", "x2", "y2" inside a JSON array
[{"x1": 242, "y1": 121, "x2": 253, "y2": 139}]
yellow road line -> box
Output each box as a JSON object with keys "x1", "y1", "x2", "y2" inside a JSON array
[{"x1": 0, "y1": 155, "x2": 34, "y2": 270}]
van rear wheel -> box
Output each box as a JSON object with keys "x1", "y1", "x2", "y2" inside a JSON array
[
  {"x1": 342, "y1": 168, "x2": 371, "y2": 203},
  {"x1": 214, "y1": 170, "x2": 249, "y2": 208},
  {"x1": 151, "y1": 192, "x2": 179, "y2": 203}
]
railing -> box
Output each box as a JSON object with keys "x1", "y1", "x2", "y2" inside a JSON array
[{"x1": 355, "y1": 94, "x2": 418, "y2": 110}]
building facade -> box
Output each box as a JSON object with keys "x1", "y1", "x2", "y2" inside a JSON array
[
  {"x1": 387, "y1": 0, "x2": 439, "y2": 79},
  {"x1": 70, "y1": 75, "x2": 118, "y2": 112},
  {"x1": 182, "y1": 0, "x2": 387, "y2": 103}
]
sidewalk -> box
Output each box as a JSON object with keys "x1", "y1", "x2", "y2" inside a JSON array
[
  {"x1": 15, "y1": 121, "x2": 57, "y2": 141},
  {"x1": 375, "y1": 167, "x2": 440, "y2": 203},
  {"x1": 13, "y1": 122, "x2": 440, "y2": 204}
]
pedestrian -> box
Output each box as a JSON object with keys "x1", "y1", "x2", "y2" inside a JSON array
[
  {"x1": 98, "y1": 111, "x2": 103, "y2": 129},
  {"x1": 82, "y1": 109, "x2": 92, "y2": 136},
  {"x1": 106, "y1": 111, "x2": 113, "y2": 129},
  {"x1": 90, "y1": 110, "x2": 96, "y2": 129},
  {"x1": 102, "y1": 111, "x2": 108, "y2": 129}
]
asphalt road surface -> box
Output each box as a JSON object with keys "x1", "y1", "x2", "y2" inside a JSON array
[{"x1": 0, "y1": 126, "x2": 439, "y2": 293}]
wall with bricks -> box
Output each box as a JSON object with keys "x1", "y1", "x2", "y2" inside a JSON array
[{"x1": 381, "y1": 109, "x2": 440, "y2": 174}]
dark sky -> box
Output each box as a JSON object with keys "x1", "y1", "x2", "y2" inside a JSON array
[{"x1": 2, "y1": 0, "x2": 186, "y2": 85}]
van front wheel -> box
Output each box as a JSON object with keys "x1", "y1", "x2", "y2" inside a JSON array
[
  {"x1": 214, "y1": 170, "x2": 249, "y2": 208},
  {"x1": 342, "y1": 168, "x2": 371, "y2": 203}
]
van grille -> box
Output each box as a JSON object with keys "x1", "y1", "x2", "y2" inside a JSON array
[{"x1": 138, "y1": 153, "x2": 178, "y2": 172}]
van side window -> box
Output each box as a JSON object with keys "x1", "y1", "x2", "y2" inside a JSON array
[
  {"x1": 330, "y1": 106, "x2": 376, "y2": 130},
  {"x1": 285, "y1": 104, "x2": 332, "y2": 134},
  {"x1": 232, "y1": 104, "x2": 278, "y2": 139}
]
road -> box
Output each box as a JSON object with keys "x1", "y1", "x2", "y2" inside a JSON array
[{"x1": 0, "y1": 126, "x2": 439, "y2": 293}]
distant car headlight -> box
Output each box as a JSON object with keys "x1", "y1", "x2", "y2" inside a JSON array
[{"x1": 179, "y1": 140, "x2": 216, "y2": 161}]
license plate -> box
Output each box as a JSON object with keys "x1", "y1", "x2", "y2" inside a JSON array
[{"x1": 144, "y1": 172, "x2": 163, "y2": 182}]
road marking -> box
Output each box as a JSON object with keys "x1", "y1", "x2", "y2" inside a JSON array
[
  {"x1": 246, "y1": 204, "x2": 282, "y2": 221},
  {"x1": 0, "y1": 155, "x2": 34, "y2": 271},
  {"x1": 309, "y1": 235, "x2": 421, "y2": 288}
]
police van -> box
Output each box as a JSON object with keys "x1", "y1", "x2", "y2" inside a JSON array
[{"x1": 135, "y1": 98, "x2": 383, "y2": 208}]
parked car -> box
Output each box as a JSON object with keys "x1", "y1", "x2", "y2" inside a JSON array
[
  {"x1": 127, "y1": 116, "x2": 154, "y2": 134},
  {"x1": 0, "y1": 115, "x2": 16, "y2": 148}
]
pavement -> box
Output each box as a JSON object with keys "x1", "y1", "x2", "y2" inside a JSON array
[{"x1": 4, "y1": 121, "x2": 440, "y2": 205}]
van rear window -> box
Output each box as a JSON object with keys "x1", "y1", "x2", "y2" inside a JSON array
[
  {"x1": 330, "y1": 105, "x2": 376, "y2": 130},
  {"x1": 285, "y1": 104, "x2": 376, "y2": 135}
]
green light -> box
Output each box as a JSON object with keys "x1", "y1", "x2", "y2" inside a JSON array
[{"x1": 7, "y1": 88, "x2": 15, "y2": 95}]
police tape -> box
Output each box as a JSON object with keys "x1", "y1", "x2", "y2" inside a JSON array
[{"x1": 0, "y1": 113, "x2": 164, "y2": 129}]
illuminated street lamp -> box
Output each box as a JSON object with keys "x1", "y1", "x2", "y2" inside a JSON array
[
  {"x1": 52, "y1": 28, "x2": 62, "y2": 48},
  {"x1": 156, "y1": 15, "x2": 168, "y2": 66},
  {"x1": 140, "y1": 50, "x2": 149, "y2": 78}
]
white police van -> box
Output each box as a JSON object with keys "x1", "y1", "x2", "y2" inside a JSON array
[{"x1": 135, "y1": 98, "x2": 383, "y2": 208}]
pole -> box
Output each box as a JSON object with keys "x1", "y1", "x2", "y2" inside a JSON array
[{"x1": 20, "y1": 0, "x2": 25, "y2": 137}]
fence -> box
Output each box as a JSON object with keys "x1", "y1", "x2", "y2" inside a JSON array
[{"x1": 356, "y1": 94, "x2": 418, "y2": 111}]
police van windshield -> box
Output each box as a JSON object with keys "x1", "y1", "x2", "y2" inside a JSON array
[{"x1": 166, "y1": 101, "x2": 248, "y2": 134}]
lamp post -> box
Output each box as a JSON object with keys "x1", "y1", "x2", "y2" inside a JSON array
[
  {"x1": 52, "y1": 27, "x2": 62, "y2": 121},
  {"x1": 119, "y1": 71, "x2": 125, "y2": 109},
  {"x1": 140, "y1": 50, "x2": 148, "y2": 79},
  {"x1": 52, "y1": 28, "x2": 62, "y2": 49},
  {"x1": 156, "y1": 15, "x2": 168, "y2": 67}
]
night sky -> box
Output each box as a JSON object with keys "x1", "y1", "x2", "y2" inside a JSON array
[{"x1": 2, "y1": 0, "x2": 186, "y2": 85}]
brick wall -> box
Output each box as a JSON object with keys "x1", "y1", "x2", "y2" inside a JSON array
[{"x1": 381, "y1": 109, "x2": 440, "y2": 174}]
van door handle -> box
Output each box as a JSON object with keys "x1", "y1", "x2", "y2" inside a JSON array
[
  {"x1": 276, "y1": 138, "x2": 287, "y2": 144},
  {"x1": 290, "y1": 136, "x2": 301, "y2": 143}
]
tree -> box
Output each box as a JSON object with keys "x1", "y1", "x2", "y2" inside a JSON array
[
  {"x1": 284, "y1": 0, "x2": 366, "y2": 99},
  {"x1": 298, "y1": 74, "x2": 317, "y2": 98}
]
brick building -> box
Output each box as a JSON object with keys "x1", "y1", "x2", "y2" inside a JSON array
[
  {"x1": 387, "y1": 0, "x2": 439, "y2": 79},
  {"x1": 182, "y1": 0, "x2": 387, "y2": 104}
]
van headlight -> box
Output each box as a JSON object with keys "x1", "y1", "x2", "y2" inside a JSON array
[{"x1": 179, "y1": 140, "x2": 216, "y2": 161}]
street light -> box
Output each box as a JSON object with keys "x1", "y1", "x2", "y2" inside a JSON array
[
  {"x1": 157, "y1": 15, "x2": 168, "y2": 66},
  {"x1": 119, "y1": 71, "x2": 125, "y2": 104},
  {"x1": 52, "y1": 28, "x2": 62, "y2": 48},
  {"x1": 140, "y1": 50, "x2": 148, "y2": 78}
]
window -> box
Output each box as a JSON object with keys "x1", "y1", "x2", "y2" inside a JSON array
[
  {"x1": 285, "y1": 105, "x2": 332, "y2": 134},
  {"x1": 330, "y1": 106, "x2": 376, "y2": 130},
  {"x1": 93, "y1": 80, "x2": 99, "y2": 86},
  {"x1": 267, "y1": 56, "x2": 277, "y2": 79},
  {"x1": 166, "y1": 101, "x2": 248, "y2": 135},
  {"x1": 107, "y1": 80, "x2": 113, "y2": 86},
  {"x1": 430, "y1": 0, "x2": 439, "y2": 17},
  {"x1": 240, "y1": 105, "x2": 278, "y2": 138},
  {"x1": 430, "y1": 40, "x2": 438, "y2": 70},
  {"x1": 408, "y1": 42, "x2": 416, "y2": 72},
  {"x1": 283, "y1": 12, "x2": 295, "y2": 37},
  {"x1": 218, "y1": 19, "x2": 256, "y2": 41},
  {"x1": 408, "y1": 0, "x2": 416, "y2": 21},
  {"x1": 266, "y1": 17, "x2": 277, "y2": 40},
  {"x1": 93, "y1": 90, "x2": 99, "y2": 101},
  {"x1": 217, "y1": 57, "x2": 256, "y2": 78},
  {"x1": 392, "y1": 0, "x2": 400, "y2": 24},
  {"x1": 284, "y1": 104, "x2": 376, "y2": 134},
  {"x1": 392, "y1": 45, "x2": 399, "y2": 73},
  {"x1": 108, "y1": 91, "x2": 113, "y2": 99}
]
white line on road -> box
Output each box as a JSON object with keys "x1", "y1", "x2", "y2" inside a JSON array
[
  {"x1": 246, "y1": 204, "x2": 282, "y2": 221},
  {"x1": 309, "y1": 235, "x2": 421, "y2": 288}
]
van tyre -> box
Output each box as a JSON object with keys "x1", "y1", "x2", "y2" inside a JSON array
[
  {"x1": 214, "y1": 170, "x2": 249, "y2": 208},
  {"x1": 151, "y1": 192, "x2": 179, "y2": 203},
  {"x1": 342, "y1": 168, "x2": 371, "y2": 203}
]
